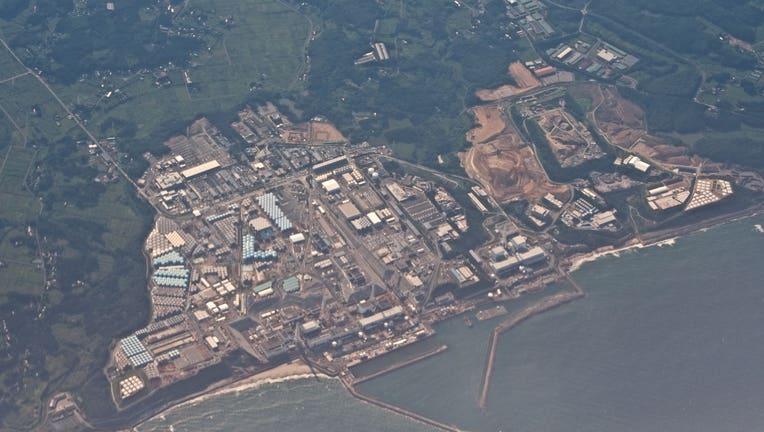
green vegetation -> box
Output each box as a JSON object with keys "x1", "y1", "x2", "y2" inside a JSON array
[
  {"x1": 545, "y1": 0, "x2": 764, "y2": 171},
  {"x1": 299, "y1": 0, "x2": 520, "y2": 167},
  {"x1": 11, "y1": 0, "x2": 312, "y2": 176},
  {"x1": 0, "y1": 0, "x2": 762, "y2": 427},
  {"x1": 0, "y1": 0, "x2": 314, "y2": 426},
  {"x1": 6, "y1": 1, "x2": 202, "y2": 84},
  {"x1": 0, "y1": 48, "x2": 152, "y2": 431}
]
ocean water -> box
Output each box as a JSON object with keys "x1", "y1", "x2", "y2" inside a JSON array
[
  {"x1": 138, "y1": 215, "x2": 764, "y2": 432},
  {"x1": 135, "y1": 377, "x2": 438, "y2": 432}
]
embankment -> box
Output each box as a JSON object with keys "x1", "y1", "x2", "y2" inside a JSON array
[{"x1": 352, "y1": 344, "x2": 448, "y2": 384}]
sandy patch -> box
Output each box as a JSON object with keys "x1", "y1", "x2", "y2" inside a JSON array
[
  {"x1": 466, "y1": 105, "x2": 506, "y2": 145},
  {"x1": 475, "y1": 62, "x2": 542, "y2": 102}
]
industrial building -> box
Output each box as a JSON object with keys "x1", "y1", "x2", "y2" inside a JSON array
[
  {"x1": 282, "y1": 276, "x2": 300, "y2": 294},
  {"x1": 517, "y1": 246, "x2": 546, "y2": 266},
  {"x1": 531, "y1": 204, "x2": 551, "y2": 220},
  {"x1": 490, "y1": 256, "x2": 521, "y2": 276},
  {"x1": 249, "y1": 217, "x2": 274, "y2": 238},
  {"x1": 358, "y1": 306, "x2": 404, "y2": 329},
  {"x1": 120, "y1": 335, "x2": 154, "y2": 367},
  {"x1": 312, "y1": 156, "x2": 348, "y2": 174},
  {"x1": 255, "y1": 192, "x2": 293, "y2": 232},
  {"x1": 181, "y1": 160, "x2": 221, "y2": 179},
  {"x1": 621, "y1": 155, "x2": 651, "y2": 173},
  {"x1": 372, "y1": 42, "x2": 390, "y2": 61},
  {"x1": 322, "y1": 179, "x2": 341, "y2": 194},
  {"x1": 338, "y1": 201, "x2": 362, "y2": 220},
  {"x1": 385, "y1": 182, "x2": 412, "y2": 202}
]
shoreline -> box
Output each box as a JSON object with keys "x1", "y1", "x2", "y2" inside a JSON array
[
  {"x1": 565, "y1": 204, "x2": 764, "y2": 274},
  {"x1": 133, "y1": 360, "x2": 324, "y2": 430},
  {"x1": 564, "y1": 236, "x2": 676, "y2": 273},
  {"x1": 131, "y1": 209, "x2": 764, "y2": 431}
]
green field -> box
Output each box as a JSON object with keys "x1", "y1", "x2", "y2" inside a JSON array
[
  {"x1": 0, "y1": 42, "x2": 153, "y2": 429},
  {"x1": 49, "y1": 0, "x2": 311, "y2": 164},
  {"x1": 0, "y1": 45, "x2": 26, "y2": 81},
  {"x1": 0, "y1": 74, "x2": 74, "y2": 145},
  {"x1": 0, "y1": 1, "x2": 311, "y2": 428}
]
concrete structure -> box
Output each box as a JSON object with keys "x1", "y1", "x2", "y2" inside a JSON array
[
  {"x1": 249, "y1": 217, "x2": 272, "y2": 233},
  {"x1": 490, "y1": 246, "x2": 507, "y2": 261},
  {"x1": 531, "y1": 204, "x2": 551, "y2": 219},
  {"x1": 623, "y1": 155, "x2": 650, "y2": 173},
  {"x1": 322, "y1": 179, "x2": 341, "y2": 194},
  {"x1": 338, "y1": 201, "x2": 362, "y2": 220},
  {"x1": 517, "y1": 246, "x2": 546, "y2": 265},
  {"x1": 312, "y1": 156, "x2": 348, "y2": 174},
  {"x1": 490, "y1": 256, "x2": 521, "y2": 276},
  {"x1": 592, "y1": 210, "x2": 617, "y2": 227},
  {"x1": 543, "y1": 193, "x2": 564, "y2": 209},
  {"x1": 385, "y1": 182, "x2": 411, "y2": 202},
  {"x1": 358, "y1": 306, "x2": 403, "y2": 329},
  {"x1": 509, "y1": 235, "x2": 528, "y2": 252},
  {"x1": 596, "y1": 49, "x2": 617, "y2": 63},
  {"x1": 181, "y1": 160, "x2": 220, "y2": 179},
  {"x1": 366, "y1": 211, "x2": 382, "y2": 226}
]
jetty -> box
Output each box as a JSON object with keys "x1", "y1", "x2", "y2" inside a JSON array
[
  {"x1": 478, "y1": 277, "x2": 585, "y2": 409},
  {"x1": 343, "y1": 376, "x2": 463, "y2": 432},
  {"x1": 352, "y1": 344, "x2": 448, "y2": 384}
]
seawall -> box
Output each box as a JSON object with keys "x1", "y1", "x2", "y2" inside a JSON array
[{"x1": 478, "y1": 285, "x2": 585, "y2": 409}]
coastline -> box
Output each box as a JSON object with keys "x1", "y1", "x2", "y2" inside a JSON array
[
  {"x1": 133, "y1": 360, "x2": 325, "y2": 430},
  {"x1": 565, "y1": 203, "x2": 764, "y2": 273},
  {"x1": 565, "y1": 237, "x2": 676, "y2": 273},
  {"x1": 131, "y1": 209, "x2": 764, "y2": 432}
]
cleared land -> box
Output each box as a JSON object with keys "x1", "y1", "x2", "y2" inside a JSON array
[
  {"x1": 281, "y1": 121, "x2": 347, "y2": 144},
  {"x1": 461, "y1": 112, "x2": 568, "y2": 202},
  {"x1": 535, "y1": 108, "x2": 605, "y2": 168},
  {"x1": 475, "y1": 62, "x2": 542, "y2": 102},
  {"x1": 589, "y1": 85, "x2": 718, "y2": 169},
  {"x1": 466, "y1": 105, "x2": 506, "y2": 144},
  {"x1": 591, "y1": 86, "x2": 645, "y2": 148}
]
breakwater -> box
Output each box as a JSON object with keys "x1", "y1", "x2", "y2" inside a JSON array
[
  {"x1": 352, "y1": 344, "x2": 449, "y2": 384},
  {"x1": 478, "y1": 283, "x2": 585, "y2": 409},
  {"x1": 343, "y1": 377, "x2": 463, "y2": 432}
]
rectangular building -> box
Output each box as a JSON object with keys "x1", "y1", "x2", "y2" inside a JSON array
[
  {"x1": 338, "y1": 201, "x2": 361, "y2": 220},
  {"x1": 180, "y1": 160, "x2": 220, "y2": 179}
]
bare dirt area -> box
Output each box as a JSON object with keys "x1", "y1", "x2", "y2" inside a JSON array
[
  {"x1": 280, "y1": 121, "x2": 347, "y2": 144},
  {"x1": 592, "y1": 86, "x2": 646, "y2": 148},
  {"x1": 466, "y1": 105, "x2": 506, "y2": 145},
  {"x1": 535, "y1": 108, "x2": 605, "y2": 167},
  {"x1": 461, "y1": 121, "x2": 568, "y2": 202},
  {"x1": 631, "y1": 135, "x2": 708, "y2": 167},
  {"x1": 589, "y1": 85, "x2": 715, "y2": 170},
  {"x1": 475, "y1": 62, "x2": 541, "y2": 102}
]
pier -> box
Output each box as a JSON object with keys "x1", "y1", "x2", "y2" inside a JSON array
[{"x1": 478, "y1": 278, "x2": 585, "y2": 409}]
